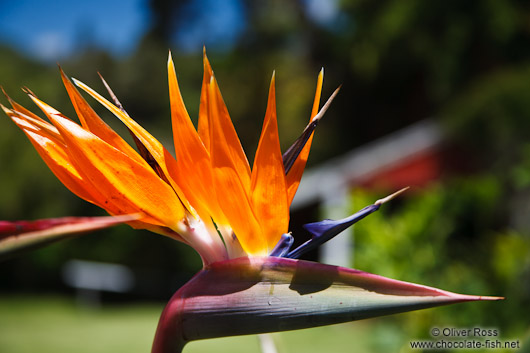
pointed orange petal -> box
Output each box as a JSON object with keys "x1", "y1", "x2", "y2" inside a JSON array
[
  {"x1": 208, "y1": 74, "x2": 251, "y2": 190},
  {"x1": 310, "y1": 69, "x2": 324, "y2": 119},
  {"x1": 25, "y1": 126, "x2": 157, "y2": 230},
  {"x1": 207, "y1": 78, "x2": 265, "y2": 254},
  {"x1": 5, "y1": 102, "x2": 146, "y2": 222},
  {"x1": 46, "y1": 112, "x2": 186, "y2": 230},
  {"x1": 198, "y1": 48, "x2": 213, "y2": 151},
  {"x1": 2, "y1": 88, "x2": 49, "y2": 126},
  {"x1": 285, "y1": 69, "x2": 323, "y2": 204},
  {"x1": 4, "y1": 104, "x2": 117, "y2": 214},
  {"x1": 2, "y1": 102, "x2": 63, "y2": 142},
  {"x1": 3, "y1": 104, "x2": 180, "y2": 233},
  {"x1": 59, "y1": 68, "x2": 145, "y2": 164},
  {"x1": 167, "y1": 54, "x2": 226, "y2": 224},
  {"x1": 3, "y1": 106, "x2": 98, "y2": 205},
  {"x1": 72, "y1": 78, "x2": 192, "y2": 213},
  {"x1": 251, "y1": 73, "x2": 289, "y2": 251}
]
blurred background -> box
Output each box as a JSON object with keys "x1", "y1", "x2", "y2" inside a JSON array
[{"x1": 1, "y1": 0, "x2": 529, "y2": 352}]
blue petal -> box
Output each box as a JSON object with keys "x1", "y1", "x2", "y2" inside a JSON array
[
  {"x1": 269, "y1": 233, "x2": 294, "y2": 257},
  {"x1": 287, "y1": 204, "x2": 380, "y2": 259}
]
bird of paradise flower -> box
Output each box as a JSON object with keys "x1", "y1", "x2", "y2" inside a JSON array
[{"x1": 1, "y1": 51, "x2": 501, "y2": 353}]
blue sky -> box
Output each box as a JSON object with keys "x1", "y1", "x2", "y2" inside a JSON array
[
  {"x1": 0, "y1": 0, "x2": 338, "y2": 62},
  {"x1": 0, "y1": 0, "x2": 247, "y2": 62},
  {"x1": 0, "y1": 0, "x2": 151, "y2": 62}
]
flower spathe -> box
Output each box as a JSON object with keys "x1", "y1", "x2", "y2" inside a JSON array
[
  {"x1": 151, "y1": 256, "x2": 502, "y2": 352},
  {"x1": 2, "y1": 51, "x2": 326, "y2": 265}
]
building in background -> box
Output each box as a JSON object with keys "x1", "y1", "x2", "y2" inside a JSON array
[{"x1": 290, "y1": 119, "x2": 465, "y2": 267}]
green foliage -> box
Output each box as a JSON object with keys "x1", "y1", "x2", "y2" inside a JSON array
[
  {"x1": 352, "y1": 179, "x2": 530, "y2": 346},
  {"x1": 444, "y1": 64, "x2": 530, "y2": 172}
]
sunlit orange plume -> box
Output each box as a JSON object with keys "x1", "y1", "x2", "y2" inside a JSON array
[{"x1": 2, "y1": 51, "x2": 334, "y2": 266}]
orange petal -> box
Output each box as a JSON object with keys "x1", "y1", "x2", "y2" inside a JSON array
[
  {"x1": 207, "y1": 74, "x2": 251, "y2": 191},
  {"x1": 59, "y1": 68, "x2": 145, "y2": 164},
  {"x1": 167, "y1": 53, "x2": 226, "y2": 224},
  {"x1": 45, "y1": 112, "x2": 186, "y2": 230},
  {"x1": 2, "y1": 88, "x2": 50, "y2": 126},
  {"x1": 198, "y1": 48, "x2": 213, "y2": 151},
  {"x1": 3, "y1": 104, "x2": 156, "y2": 228},
  {"x1": 72, "y1": 78, "x2": 192, "y2": 214},
  {"x1": 2, "y1": 102, "x2": 63, "y2": 142},
  {"x1": 2, "y1": 101, "x2": 186, "y2": 235},
  {"x1": 207, "y1": 78, "x2": 264, "y2": 254},
  {"x1": 4, "y1": 107, "x2": 98, "y2": 205},
  {"x1": 250, "y1": 73, "x2": 289, "y2": 251},
  {"x1": 94, "y1": 73, "x2": 169, "y2": 180},
  {"x1": 286, "y1": 69, "x2": 323, "y2": 204}
]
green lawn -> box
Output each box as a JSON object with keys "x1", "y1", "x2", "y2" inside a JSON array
[
  {"x1": 1, "y1": 295, "x2": 527, "y2": 353},
  {"x1": 0, "y1": 295, "x2": 395, "y2": 353}
]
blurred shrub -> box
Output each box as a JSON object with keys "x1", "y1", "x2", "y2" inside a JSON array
[{"x1": 351, "y1": 179, "x2": 529, "y2": 347}]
